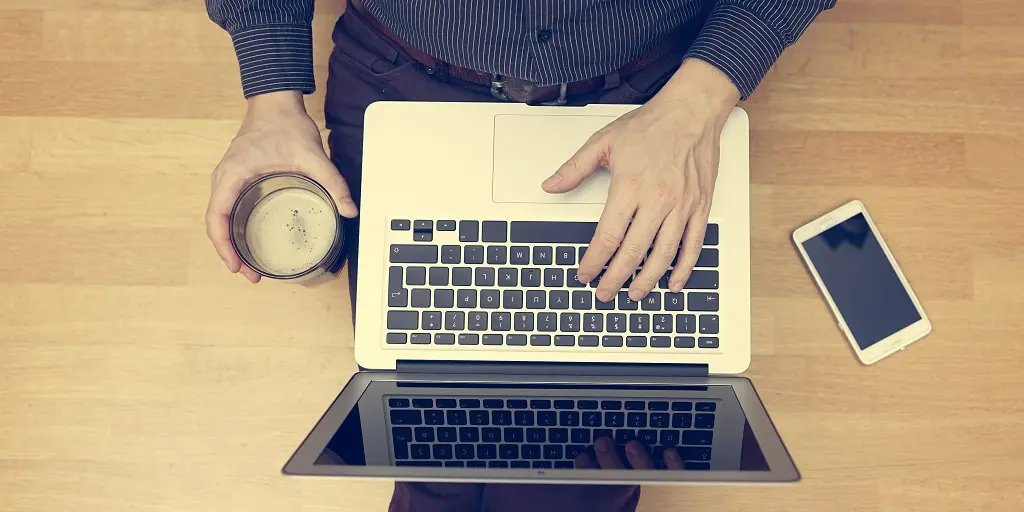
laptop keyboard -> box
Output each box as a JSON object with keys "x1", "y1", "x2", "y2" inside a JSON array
[
  {"x1": 385, "y1": 220, "x2": 721, "y2": 350},
  {"x1": 387, "y1": 396, "x2": 716, "y2": 469}
]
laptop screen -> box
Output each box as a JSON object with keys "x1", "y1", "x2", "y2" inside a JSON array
[{"x1": 306, "y1": 380, "x2": 771, "y2": 474}]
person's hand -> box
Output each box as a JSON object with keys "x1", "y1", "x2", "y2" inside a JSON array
[
  {"x1": 575, "y1": 437, "x2": 685, "y2": 470},
  {"x1": 205, "y1": 90, "x2": 358, "y2": 283},
  {"x1": 543, "y1": 59, "x2": 740, "y2": 302}
]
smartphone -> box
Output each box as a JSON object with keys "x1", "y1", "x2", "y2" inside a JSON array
[{"x1": 792, "y1": 200, "x2": 931, "y2": 364}]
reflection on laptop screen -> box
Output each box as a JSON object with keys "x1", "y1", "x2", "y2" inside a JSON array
[{"x1": 313, "y1": 382, "x2": 769, "y2": 472}]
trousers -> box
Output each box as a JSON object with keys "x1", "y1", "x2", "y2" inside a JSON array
[{"x1": 323, "y1": 8, "x2": 706, "y2": 512}]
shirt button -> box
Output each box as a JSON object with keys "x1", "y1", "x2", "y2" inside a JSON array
[{"x1": 536, "y1": 29, "x2": 552, "y2": 43}]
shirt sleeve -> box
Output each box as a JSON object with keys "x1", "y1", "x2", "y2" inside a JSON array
[
  {"x1": 206, "y1": 0, "x2": 316, "y2": 98},
  {"x1": 684, "y1": 0, "x2": 836, "y2": 100}
]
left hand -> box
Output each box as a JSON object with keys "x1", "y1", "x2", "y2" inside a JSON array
[
  {"x1": 543, "y1": 59, "x2": 740, "y2": 302},
  {"x1": 575, "y1": 437, "x2": 685, "y2": 470}
]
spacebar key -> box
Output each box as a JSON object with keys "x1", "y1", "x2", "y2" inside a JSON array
[
  {"x1": 510, "y1": 221, "x2": 598, "y2": 244},
  {"x1": 390, "y1": 244, "x2": 438, "y2": 263}
]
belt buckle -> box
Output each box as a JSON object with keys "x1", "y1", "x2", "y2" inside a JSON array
[
  {"x1": 538, "y1": 83, "x2": 568, "y2": 106},
  {"x1": 491, "y1": 75, "x2": 568, "y2": 106}
]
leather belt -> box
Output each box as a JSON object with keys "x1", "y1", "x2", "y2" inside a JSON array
[{"x1": 348, "y1": 0, "x2": 683, "y2": 105}]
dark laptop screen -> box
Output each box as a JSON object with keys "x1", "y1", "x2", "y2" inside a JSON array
[{"x1": 312, "y1": 381, "x2": 769, "y2": 472}]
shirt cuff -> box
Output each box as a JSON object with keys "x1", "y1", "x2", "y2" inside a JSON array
[
  {"x1": 684, "y1": 4, "x2": 785, "y2": 100},
  {"x1": 230, "y1": 24, "x2": 315, "y2": 98}
]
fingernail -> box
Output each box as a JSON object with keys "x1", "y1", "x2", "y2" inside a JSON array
[
  {"x1": 628, "y1": 289, "x2": 643, "y2": 301},
  {"x1": 596, "y1": 438, "x2": 611, "y2": 453},
  {"x1": 665, "y1": 450, "x2": 678, "y2": 461},
  {"x1": 543, "y1": 175, "x2": 562, "y2": 187},
  {"x1": 669, "y1": 281, "x2": 682, "y2": 292},
  {"x1": 343, "y1": 198, "x2": 358, "y2": 213},
  {"x1": 627, "y1": 443, "x2": 641, "y2": 455},
  {"x1": 577, "y1": 273, "x2": 591, "y2": 283}
]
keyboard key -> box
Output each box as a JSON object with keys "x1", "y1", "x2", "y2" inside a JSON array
[
  {"x1": 650, "y1": 336, "x2": 671, "y2": 348},
  {"x1": 572, "y1": 291, "x2": 593, "y2": 310},
  {"x1": 422, "y1": 311, "x2": 442, "y2": 330},
  {"x1": 571, "y1": 428, "x2": 590, "y2": 444},
  {"x1": 428, "y1": 267, "x2": 449, "y2": 286},
  {"x1": 481, "y1": 399, "x2": 503, "y2": 409},
  {"x1": 410, "y1": 444, "x2": 431, "y2": 459},
  {"x1": 650, "y1": 413, "x2": 669, "y2": 428},
  {"x1": 482, "y1": 428, "x2": 502, "y2": 443},
  {"x1": 410, "y1": 333, "x2": 431, "y2": 344},
  {"x1": 434, "y1": 289, "x2": 455, "y2": 308},
  {"x1": 703, "y1": 224, "x2": 719, "y2": 245},
  {"x1": 391, "y1": 219, "x2": 411, "y2": 231},
  {"x1": 615, "y1": 429, "x2": 637, "y2": 444},
  {"x1": 514, "y1": 312, "x2": 534, "y2": 331},
  {"x1": 660, "y1": 429, "x2": 680, "y2": 445},
  {"x1": 544, "y1": 445, "x2": 564, "y2": 459},
  {"x1": 566, "y1": 445, "x2": 586, "y2": 459},
  {"x1": 386, "y1": 333, "x2": 408, "y2": 344},
  {"x1": 390, "y1": 409, "x2": 421, "y2": 425},
  {"x1": 641, "y1": 292, "x2": 661, "y2": 311},
  {"x1": 526, "y1": 290, "x2": 546, "y2": 309},
  {"x1": 387, "y1": 311, "x2": 418, "y2": 330},
  {"x1": 475, "y1": 267, "x2": 495, "y2": 286},
  {"x1": 406, "y1": 266, "x2": 426, "y2": 285},
  {"x1": 424, "y1": 410, "x2": 445, "y2": 425},
  {"x1": 414, "y1": 427, "x2": 435, "y2": 442},
  {"x1": 507, "y1": 334, "x2": 528, "y2": 346},
  {"x1": 617, "y1": 291, "x2": 638, "y2": 310},
  {"x1": 446, "y1": 410, "x2": 467, "y2": 425},
  {"x1": 680, "y1": 446, "x2": 712, "y2": 460},
  {"x1": 549, "y1": 290, "x2": 570, "y2": 309},
  {"x1": 695, "y1": 413, "x2": 715, "y2": 429},
  {"x1": 499, "y1": 444, "x2": 519, "y2": 460},
  {"x1": 538, "y1": 411, "x2": 557, "y2": 426},
  {"x1": 674, "y1": 336, "x2": 696, "y2": 348},
  {"x1": 510, "y1": 246, "x2": 530, "y2": 265},
  {"x1": 685, "y1": 462, "x2": 711, "y2": 470},
  {"x1": 530, "y1": 400, "x2": 551, "y2": 409},
  {"x1": 483, "y1": 334, "x2": 504, "y2": 345},
  {"x1": 664, "y1": 292, "x2": 685, "y2": 311},
  {"x1": 532, "y1": 461, "x2": 553, "y2": 469},
  {"x1": 625, "y1": 401, "x2": 646, "y2": 411},
  {"x1": 457, "y1": 289, "x2": 477, "y2": 308},
  {"x1": 647, "y1": 401, "x2": 668, "y2": 411},
  {"x1": 675, "y1": 314, "x2": 696, "y2": 333},
  {"x1": 477, "y1": 444, "x2": 497, "y2": 460},
  {"x1": 521, "y1": 268, "x2": 541, "y2": 287},
  {"x1": 602, "y1": 335, "x2": 623, "y2": 347},
  {"x1": 468, "y1": 311, "x2": 487, "y2": 330},
  {"x1": 607, "y1": 314, "x2": 626, "y2": 333},
  {"x1": 390, "y1": 244, "x2": 438, "y2": 264},
  {"x1": 533, "y1": 246, "x2": 553, "y2": 265},
  {"x1": 411, "y1": 288, "x2": 430, "y2": 308},
  {"x1": 537, "y1": 313, "x2": 557, "y2": 332},
  {"x1": 492, "y1": 411, "x2": 512, "y2": 426},
  {"x1": 627, "y1": 412, "x2": 647, "y2": 428},
  {"x1": 504, "y1": 427, "x2": 524, "y2": 442},
  {"x1": 579, "y1": 335, "x2": 599, "y2": 347},
  {"x1": 530, "y1": 334, "x2": 552, "y2": 346},
  {"x1": 444, "y1": 460, "x2": 464, "y2": 467},
  {"x1": 413, "y1": 220, "x2": 433, "y2": 231},
  {"x1": 449, "y1": 266, "x2": 471, "y2": 285},
  {"x1": 638, "y1": 429, "x2": 658, "y2": 445},
  {"x1": 629, "y1": 314, "x2": 650, "y2": 333},
  {"x1": 548, "y1": 428, "x2": 569, "y2": 443},
  {"x1": 413, "y1": 231, "x2": 432, "y2": 242},
  {"x1": 396, "y1": 460, "x2": 442, "y2": 467},
  {"x1": 445, "y1": 311, "x2": 465, "y2": 330},
  {"x1": 435, "y1": 399, "x2": 456, "y2": 408},
  {"x1": 480, "y1": 289, "x2": 500, "y2": 309},
  {"x1": 467, "y1": 461, "x2": 487, "y2": 468},
  {"x1": 459, "y1": 220, "x2": 479, "y2": 242},
  {"x1": 389, "y1": 398, "x2": 410, "y2": 408},
  {"x1": 458, "y1": 333, "x2": 479, "y2": 345},
  {"x1": 556, "y1": 246, "x2": 575, "y2": 265},
  {"x1": 437, "y1": 427, "x2": 456, "y2": 443},
  {"x1": 593, "y1": 429, "x2": 613, "y2": 442},
  {"x1": 653, "y1": 314, "x2": 672, "y2": 333},
  {"x1": 481, "y1": 221, "x2": 508, "y2": 243},
  {"x1": 514, "y1": 410, "x2": 534, "y2": 426},
  {"x1": 554, "y1": 335, "x2": 575, "y2": 346},
  {"x1": 699, "y1": 315, "x2": 719, "y2": 334},
  {"x1": 526, "y1": 428, "x2": 546, "y2": 443},
  {"x1": 583, "y1": 313, "x2": 603, "y2": 332},
  {"x1": 511, "y1": 461, "x2": 531, "y2": 468},
  {"x1": 699, "y1": 337, "x2": 719, "y2": 348},
  {"x1": 582, "y1": 411, "x2": 602, "y2": 427},
  {"x1": 671, "y1": 413, "x2": 692, "y2": 428},
  {"x1": 393, "y1": 443, "x2": 410, "y2": 461},
  {"x1": 487, "y1": 245, "x2": 507, "y2": 264},
  {"x1": 554, "y1": 400, "x2": 575, "y2": 409},
  {"x1": 567, "y1": 269, "x2": 586, "y2": 287},
  {"x1": 696, "y1": 402, "x2": 717, "y2": 412},
  {"x1": 435, "y1": 333, "x2": 455, "y2": 345},
  {"x1": 688, "y1": 292, "x2": 719, "y2": 312},
  {"x1": 458, "y1": 427, "x2": 479, "y2": 442},
  {"x1": 497, "y1": 268, "x2": 517, "y2": 286},
  {"x1": 559, "y1": 411, "x2": 580, "y2": 426},
  {"x1": 544, "y1": 268, "x2": 564, "y2": 287},
  {"x1": 605, "y1": 412, "x2": 625, "y2": 427},
  {"x1": 492, "y1": 312, "x2": 512, "y2": 331},
  {"x1": 522, "y1": 445, "x2": 542, "y2": 459},
  {"x1": 555, "y1": 461, "x2": 574, "y2": 469},
  {"x1": 626, "y1": 336, "x2": 647, "y2": 347},
  {"x1": 503, "y1": 290, "x2": 524, "y2": 309},
  {"x1": 510, "y1": 221, "x2": 597, "y2": 244},
  {"x1": 464, "y1": 245, "x2": 484, "y2": 264},
  {"x1": 441, "y1": 245, "x2": 461, "y2": 264},
  {"x1": 672, "y1": 401, "x2": 693, "y2": 411},
  {"x1": 696, "y1": 248, "x2": 719, "y2": 267},
  {"x1": 575, "y1": 400, "x2": 598, "y2": 410}
]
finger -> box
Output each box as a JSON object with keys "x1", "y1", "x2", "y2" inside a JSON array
[
  {"x1": 543, "y1": 134, "x2": 607, "y2": 193},
  {"x1": 593, "y1": 437, "x2": 625, "y2": 469},
  {"x1": 578, "y1": 184, "x2": 636, "y2": 293},
  {"x1": 574, "y1": 451, "x2": 597, "y2": 469},
  {"x1": 668, "y1": 205, "x2": 710, "y2": 292},
  {"x1": 597, "y1": 204, "x2": 663, "y2": 302},
  {"x1": 625, "y1": 441, "x2": 655, "y2": 470},
  {"x1": 663, "y1": 447, "x2": 685, "y2": 470},
  {"x1": 629, "y1": 210, "x2": 686, "y2": 301},
  {"x1": 239, "y1": 264, "x2": 262, "y2": 284},
  {"x1": 308, "y1": 156, "x2": 358, "y2": 218},
  {"x1": 206, "y1": 173, "x2": 248, "y2": 273}
]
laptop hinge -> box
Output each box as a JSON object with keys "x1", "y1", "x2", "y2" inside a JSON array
[{"x1": 396, "y1": 360, "x2": 709, "y2": 378}]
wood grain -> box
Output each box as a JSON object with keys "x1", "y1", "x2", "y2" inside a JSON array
[{"x1": 1, "y1": 1, "x2": 1022, "y2": 511}]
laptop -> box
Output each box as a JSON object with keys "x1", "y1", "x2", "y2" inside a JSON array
[{"x1": 283, "y1": 102, "x2": 798, "y2": 484}]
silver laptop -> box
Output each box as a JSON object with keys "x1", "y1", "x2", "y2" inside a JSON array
[{"x1": 284, "y1": 102, "x2": 798, "y2": 484}]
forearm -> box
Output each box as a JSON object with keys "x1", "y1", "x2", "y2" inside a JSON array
[
  {"x1": 206, "y1": 0, "x2": 316, "y2": 98},
  {"x1": 684, "y1": 0, "x2": 836, "y2": 99}
]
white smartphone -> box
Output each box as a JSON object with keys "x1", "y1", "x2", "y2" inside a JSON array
[{"x1": 792, "y1": 200, "x2": 931, "y2": 365}]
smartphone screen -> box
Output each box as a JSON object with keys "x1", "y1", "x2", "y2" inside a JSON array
[{"x1": 801, "y1": 213, "x2": 921, "y2": 349}]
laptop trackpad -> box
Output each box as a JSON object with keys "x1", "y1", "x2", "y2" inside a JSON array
[{"x1": 492, "y1": 114, "x2": 616, "y2": 204}]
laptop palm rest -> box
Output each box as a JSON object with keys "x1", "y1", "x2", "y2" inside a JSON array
[{"x1": 491, "y1": 114, "x2": 616, "y2": 204}]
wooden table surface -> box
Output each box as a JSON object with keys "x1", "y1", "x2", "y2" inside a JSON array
[{"x1": 2, "y1": 1, "x2": 1023, "y2": 510}]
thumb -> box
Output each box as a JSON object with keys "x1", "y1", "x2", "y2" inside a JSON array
[
  {"x1": 309, "y1": 156, "x2": 359, "y2": 219},
  {"x1": 543, "y1": 136, "x2": 607, "y2": 193}
]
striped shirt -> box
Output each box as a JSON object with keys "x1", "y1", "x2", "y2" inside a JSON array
[{"x1": 206, "y1": 0, "x2": 834, "y2": 100}]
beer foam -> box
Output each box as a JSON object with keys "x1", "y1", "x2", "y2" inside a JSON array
[{"x1": 244, "y1": 187, "x2": 338, "y2": 275}]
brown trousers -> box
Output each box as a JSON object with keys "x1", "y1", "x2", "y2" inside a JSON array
[{"x1": 323, "y1": 9, "x2": 705, "y2": 512}]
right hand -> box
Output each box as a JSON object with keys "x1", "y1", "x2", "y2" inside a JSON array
[
  {"x1": 205, "y1": 91, "x2": 359, "y2": 283},
  {"x1": 575, "y1": 437, "x2": 685, "y2": 470}
]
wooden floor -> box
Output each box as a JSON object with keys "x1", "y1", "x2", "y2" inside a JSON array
[{"x1": 2, "y1": 1, "x2": 1023, "y2": 510}]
